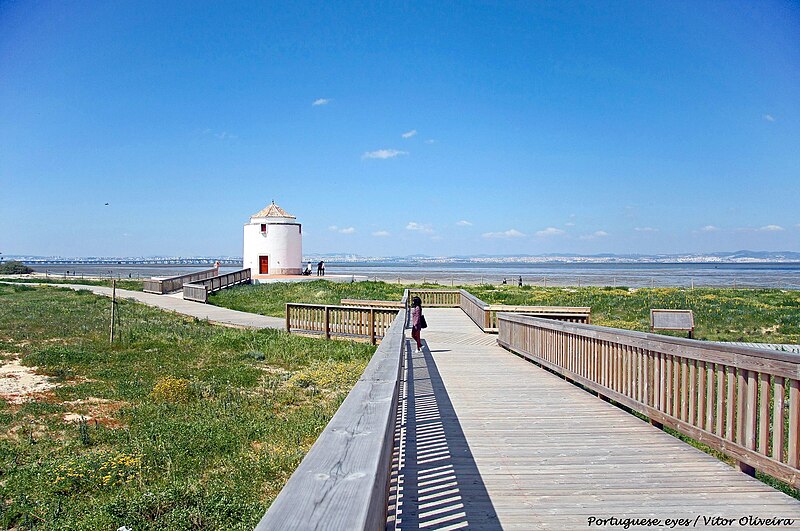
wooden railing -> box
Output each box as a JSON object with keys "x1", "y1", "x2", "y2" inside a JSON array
[
  {"x1": 142, "y1": 267, "x2": 218, "y2": 294},
  {"x1": 456, "y1": 289, "x2": 591, "y2": 332},
  {"x1": 340, "y1": 298, "x2": 405, "y2": 309},
  {"x1": 497, "y1": 313, "x2": 800, "y2": 488},
  {"x1": 408, "y1": 289, "x2": 461, "y2": 307},
  {"x1": 256, "y1": 292, "x2": 409, "y2": 530},
  {"x1": 459, "y1": 289, "x2": 491, "y2": 329},
  {"x1": 182, "y1": 269, "x2": 251, "y2": 303},
  {"x1": 286, "y1": 303, "x2": 400, "y2": 344}
]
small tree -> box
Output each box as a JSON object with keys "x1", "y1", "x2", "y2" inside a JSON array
[{"x1": 0, "y1": 261, "x2": 34, "y2": 274}]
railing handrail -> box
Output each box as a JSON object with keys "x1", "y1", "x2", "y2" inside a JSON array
[
  {"x1": 287, "y1": 302, "x2": 400, "y2": 311},
  {"x1": 153, "y1": 267, "x2": 218, "y2": 283},
  {"x1": 341, "y1": 298, "x2": 405, "y2": 308},
  {"x1": 499, "y1": 313, "x2": 800, "y2": 371},
  {"x1": 458, "y1": 288, "x2": 489, "y2": 309},
  {"x1": 256, "y1": 303, "x2": 407, "y2": 530},
  {"x1": 490, "y1": 304, "x2": 590, "y2": 313}
]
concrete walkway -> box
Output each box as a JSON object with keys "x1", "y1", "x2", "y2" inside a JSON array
[{"x1": 1, "y1": 282, "x2": 284, "y2": 330}]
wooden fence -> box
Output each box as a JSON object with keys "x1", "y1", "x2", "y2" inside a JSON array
[
  {"x1": 142, "y1": 267, "x2": 218, "y2": 294},
  {"x1": 497, "y1": 312, "x2": 800, "y2": 487},
  {"x1": 286, "y1": 303, "x2": 400, "y2": 344},
  {"x1": 182, "y1": 269, "x2": 251, "y2": 303},
  {"x1": 340, "y1": 298, "x2": 405, "y2": 309},
  {"x1": 256, "y1": 292, "x2": 408, "y2": 530},
  {"x1": 410, "y1": 288, "x2": 591, "y2": 332}
]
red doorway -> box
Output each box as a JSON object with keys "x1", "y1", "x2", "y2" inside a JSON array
[{"x1": 259, "y1": 256, "x2": 269, "y2": 274}]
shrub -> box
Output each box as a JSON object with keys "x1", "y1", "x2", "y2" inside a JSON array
[
  {"x1": 150, "y1": 377, "x2": 194, "y2": 403},
  {"x1": 0, "y1": 260, "x2": 33, "y2": 274}
]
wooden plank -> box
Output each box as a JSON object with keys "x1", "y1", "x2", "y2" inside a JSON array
[
  {"x1": 698, "y1": 361, "x2": 706, "y2": 430},
  {"x1": 773, "y1": 377, "x2": 785, "y2": 461},
  {"x1": 759, "y1": 373, "x2": 770, "y2": 455},
  {"x1": 790, "y1": 379, "x2": 800, "y2": 468}
]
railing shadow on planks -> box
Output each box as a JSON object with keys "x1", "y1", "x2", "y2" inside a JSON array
[{"x1": 183, "y1": 269, "x2": 251, "y2": 303}]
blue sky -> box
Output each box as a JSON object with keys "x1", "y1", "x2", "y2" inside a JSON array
[{"x1": 2, "y1": 1, "x2": 798, "y2": 257}]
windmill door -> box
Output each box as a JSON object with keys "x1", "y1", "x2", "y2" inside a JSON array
[{"x1": 259, "y1": 256, "x2": 269, "y2": 274}]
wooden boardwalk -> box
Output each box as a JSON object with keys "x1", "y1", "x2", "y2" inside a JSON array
[{"x1": 389, "y1": 308, "x2": 800, "y2": 530}]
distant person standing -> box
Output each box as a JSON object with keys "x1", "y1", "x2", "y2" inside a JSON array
[
  {"x1": 518, "y1": 276, "x2": 523, "y2": 287},
  {"x1": 411, "y1": 296, "x2": 426, "y2": 353},
  {"x1": 317, "y1": 261, "x2": 323, "y2": 276},
  {"x1": 214, "y1": 260, "x2": 221, "y2": 275},
  {"x1": 320, "y1": 260, "x2": 326, "y2": 276}
]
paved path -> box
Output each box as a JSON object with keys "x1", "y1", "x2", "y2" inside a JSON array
[
  {"x1": 1, "y1": 282, "x2": 284, "y2": 330},
  {"x1": 390, "y1": 308, "x2": 800, "y2": 530}
]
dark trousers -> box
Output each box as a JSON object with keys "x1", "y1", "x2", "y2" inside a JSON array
[{"x1": 412, "y1": 327, "x2": 421, "y2": 349}]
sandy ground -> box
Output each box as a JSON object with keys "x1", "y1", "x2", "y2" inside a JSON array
[{"x1": 0, "y1": 355, "x2": 57, "y2": 404}]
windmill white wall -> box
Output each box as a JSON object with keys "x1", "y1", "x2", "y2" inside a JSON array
[{"x1": 243, "y1": 202, "x2": 302, "y2": 276}]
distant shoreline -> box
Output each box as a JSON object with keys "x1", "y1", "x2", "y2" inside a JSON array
[{"x1": 12, "y1": 260, "x2": 800, "y2": 290}]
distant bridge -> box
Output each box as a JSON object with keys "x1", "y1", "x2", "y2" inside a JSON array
[{"x1": 20, "y1": 258, "x2": 243, "y2": 266}]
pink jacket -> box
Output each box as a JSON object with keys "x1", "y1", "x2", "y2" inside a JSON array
[{"x1": 411, "y1": 306, "x2": 422, "y2": 330}]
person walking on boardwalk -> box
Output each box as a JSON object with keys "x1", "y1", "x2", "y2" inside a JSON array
[{"x1": 411, "y1": 296, "x2": 426, "y2": 353}]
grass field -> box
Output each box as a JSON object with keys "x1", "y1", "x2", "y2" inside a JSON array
[
  {"x1": 0, "y1": 277, "x2": 144, "y2": 291},
  {"x1": 0, "y1": 284, "x2": 375, "y2": 530},
  {"x1": 210, "y1": 280, "x2": 800, "y2": 344}
]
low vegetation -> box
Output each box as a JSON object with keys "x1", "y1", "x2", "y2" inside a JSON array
[
  {"x1": 0, "y1": 260, "x2": 33, "y2": 274},
  {"x1": 0, "y1": 277, "x2": 144, "y2": 291},
  {"x1": 0, "y1": 284, "x2": 374, "y2": 529},
  {"x1": 211, "y1": 281, "x2": 800, "y2": 344}
]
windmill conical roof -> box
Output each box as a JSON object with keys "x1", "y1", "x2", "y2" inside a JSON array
[{"x1": 252, "y1": 201, "x2": 296, "y2": 219}]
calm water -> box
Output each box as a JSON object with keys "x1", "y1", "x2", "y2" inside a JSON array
[{"x1": 29, "y1": 261, "x2": 800, "y2": 289}]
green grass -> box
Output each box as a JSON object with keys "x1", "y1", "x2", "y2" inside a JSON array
[
  {"x1": 0, "y1": 277, "x2": 144, "y2": 291},
  {"x1": 209, "y1": 280, "x2": 410, "y2": 317},
  {"x1": 0, "y1": 284, "x2": 374, "y2": 530},
  {"x1": 210, "y1": 281, "x2": 800, "y2": 344}
]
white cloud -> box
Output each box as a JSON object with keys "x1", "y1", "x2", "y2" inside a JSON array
[
  {"x1": 580, "y1": 230, "x2": 609, "y2": 240},
  {"x1": 406, "y1": 222, "x2": 433, "y2": 233},
  {"x1": 483, "y1": 229, "x2": 525, "y2": 239},
  {"x1": 203, "y1": 128, "x2": 237, "y2": 140},
  {"x1": 401, "y1": 129, "x2": 417, "y2": 138},
  {"x1": 328, "y1": 225, "x2": 355, "y2": 234},
  {"x1": 456, "y1": 220, "x2": 472, "y2": 226},
  {"x1": 700, "y1": 225, "x2": 720, "y2": 232},
  {"x1": 425, "y1": 139, "x2": 436, "y2": 144},
  {"x1": 634, "y1": 227, "x2": 658, "y2": 232},
  {"x1": 759, "y1": 224, "x2": 784, "y2": 232},
  {"x1": 536, "y1": 227, "x2": 565, "y2": 237},
  {"x1": 565, "y1": 222, "x2": 576, "y2": 227},
  {"x1": 372, "y1": 230, "x2": 390, "y2": 237},
  {"x1": 312, "y1": 98, "x2": 331, "y2": 106},
  {"x1": 362, "y1": 149, "x2": 408, "y2": 159},
  {"x1": 763, "y1": 114, "x2": 775, "y2": 122}
]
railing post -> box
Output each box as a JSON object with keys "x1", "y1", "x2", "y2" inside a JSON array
[
  {"x1": 324, "y1": 307, "x2": 330, "y2": 340},
  {"x1": 369, "y1": 308, "x2": 375, "y2": 345},
  {"x1": 285, "y1": 304, "x2": 291, "y2": 332}
]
